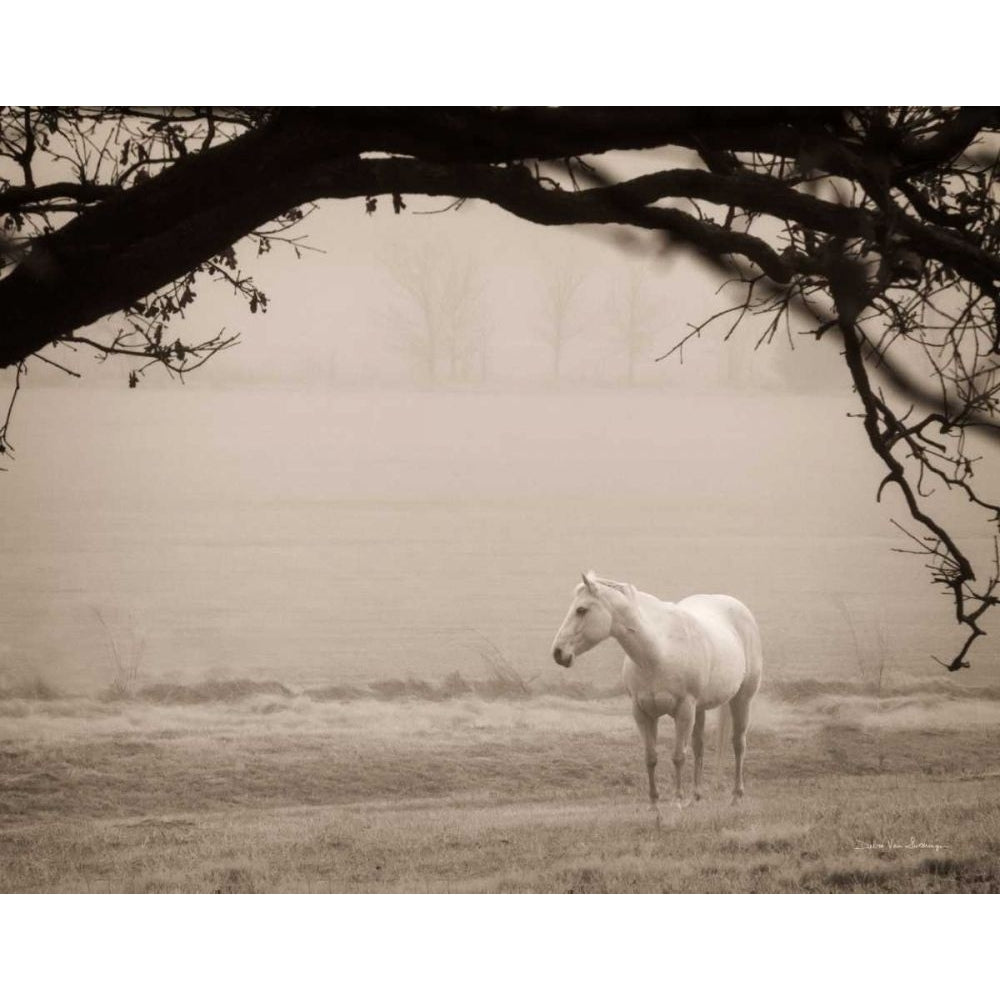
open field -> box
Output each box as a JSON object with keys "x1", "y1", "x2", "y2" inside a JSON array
[
  {"x1": 6, "y1": 387, "x2": 1000, "y2": 692},
  {"x1": 4, "y1": 388, "x2": 1000, "y2": 893},
  {"x1": 2, "y1": 676, "x2": 999, "y2": 893}
]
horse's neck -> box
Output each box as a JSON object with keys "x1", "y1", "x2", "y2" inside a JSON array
[{"x1": 610, "y1": 600, "x2": 667, "y2": 669}]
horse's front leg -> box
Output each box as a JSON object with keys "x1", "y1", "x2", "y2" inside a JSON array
[
  {"x1": 631, "y1": 702, "x2": 660, "y2": 825},
  {"x1": 672, "y1": 698, "x2": 696, "y2": 806}
]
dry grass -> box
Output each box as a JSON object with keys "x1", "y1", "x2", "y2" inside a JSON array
[{"x1": 1, "y1": 675, "x2": 998, "y2": 893}]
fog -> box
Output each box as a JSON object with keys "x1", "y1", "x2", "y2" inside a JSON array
[{"x1": 3, "y1": 195, "x2": 998, "y2": 695}]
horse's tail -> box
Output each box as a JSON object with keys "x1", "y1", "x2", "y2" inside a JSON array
[{"x1": 716, "y1": 704, "x2": 732, "y2": 775}]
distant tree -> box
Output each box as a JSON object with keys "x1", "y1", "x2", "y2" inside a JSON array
[
  {"x1": 609, "y1": 265, "x2": 657, "y2": 385},
  {"x1": 380, "y1": 244, "x2": 486, "y2": 385},
  {"x1": 438, "y1": 256, "x2": 487, "y2": 382},
  {"x1": 537, "y1": 256, "x2": 585, "y2": 381},
  {"x1": 381, "y1": 246, "x2": 442, "y2": 384},
  {"x1": 2, "y1": 107, "x2": 1000, "y2": 669}
]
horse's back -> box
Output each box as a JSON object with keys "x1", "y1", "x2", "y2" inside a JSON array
[
  {"x1": 678, "y1": 593, "x2": 763, "y2": 694},
  {"x1": 679, "y1": 593, "x2": 757, "y2": 637}
]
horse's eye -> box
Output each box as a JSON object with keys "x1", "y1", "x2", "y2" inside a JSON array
[{"x1": 575, "y1": 607, "x2": 587, "y2": 616}]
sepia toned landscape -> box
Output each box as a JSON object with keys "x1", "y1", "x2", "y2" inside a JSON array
[
  {"x1": 3, "y1": 108, "x2": 1000, "y2": 895},
  {"x1": 3, "y1": 387, "x2": 999, "y2": 893}
]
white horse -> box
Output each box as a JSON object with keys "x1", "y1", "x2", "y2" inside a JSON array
[{"x1": 551, "y1": 572, "x2": 762, "y2": 816}]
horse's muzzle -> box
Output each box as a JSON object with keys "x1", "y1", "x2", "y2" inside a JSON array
[{"x1": 552, "y1": 646, "x2": 573, "y2": 668}]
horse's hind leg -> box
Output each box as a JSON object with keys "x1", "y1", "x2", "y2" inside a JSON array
[
  {"x1": 729, "y1": 694, "x2": 753, "y2": 804},
  {"x1": 692, "y1": 707, "x2": 706, "y2": 801},
  {"x1": 631, "y1": 703, "x2": 660, "y2": 823},
  {"x1": 730, "y1": 614, "x2": 763, "y2": 804}
]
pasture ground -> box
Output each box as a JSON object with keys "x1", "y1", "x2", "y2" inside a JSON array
[{"x1": 1, "y1": 676, "x2": 999, "y2": 893}]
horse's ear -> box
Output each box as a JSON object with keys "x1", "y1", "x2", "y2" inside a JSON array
[{"x1": 581, "y1": 571, "x2": 599, "y2": 596}]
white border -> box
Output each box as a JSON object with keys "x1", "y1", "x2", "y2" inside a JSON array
[
  {"x1": 5, "y1": 895, "x2": 997, "y2": 998},
  {"x1": 4, "y1": 2, "x2": 988, "y2": 103}
]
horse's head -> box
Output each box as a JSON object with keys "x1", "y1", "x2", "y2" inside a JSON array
[{"x1": 551, "y1": 571, "x2": 637, "y2": 668}]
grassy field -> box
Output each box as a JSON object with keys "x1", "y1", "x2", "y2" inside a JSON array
[{"x1": 1, "y1": 674, "x2": 999, "y2": 893}]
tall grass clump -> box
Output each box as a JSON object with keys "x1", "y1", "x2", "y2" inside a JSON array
[
  {"x1": 94, "y1": 608, "x2": 146, "y2": 700},
  {"x1": 475, "y1": 633, "x2": 534, "y2": 698},
  {"x1": 834, "y1": 595, "x2": 890, "y2": 768}
]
